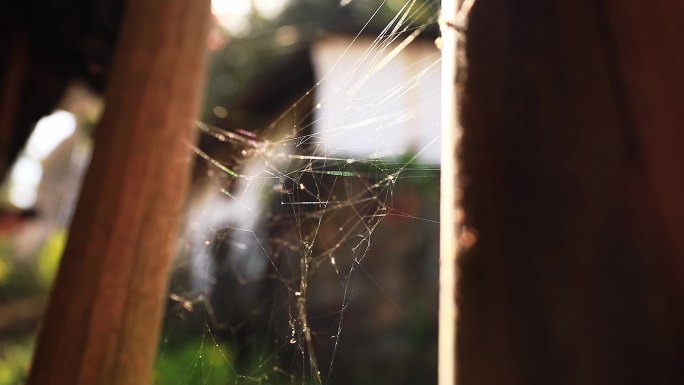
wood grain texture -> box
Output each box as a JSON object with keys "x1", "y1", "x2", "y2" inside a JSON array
[
  {"x1": 457, "y1": 1, "x2": 684, "y2": 384},
  {"x1": 602, "y1": 0, "x2": 684, "y2": 294},
  {"x1": 27, "y1": 1, "x2": 210, "y2": 384}
]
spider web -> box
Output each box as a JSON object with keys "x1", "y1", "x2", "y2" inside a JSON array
[{"x1": 157, "y1": 1, "x2": 441, "y2": 384}]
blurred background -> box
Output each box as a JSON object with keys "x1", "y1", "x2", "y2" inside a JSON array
[{"x1": 0, "y1": 1, "x2": 442, "y2": 384}]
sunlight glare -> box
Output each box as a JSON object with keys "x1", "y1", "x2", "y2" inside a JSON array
[
  {"x1": 10, "y1": 157, "x2": 43, "y2": 187},
  {"x1": 253, "y1": 0, "x2": 289, "y2": 20},
  {"x1": 8, "y1": 156, "x2": 43, "y2": 209},
  {"x1": 212, "y1": 0, "x2": 253, "y2": 36},
  {"x1": 9, "y1": 184, "x2": 38, "y2": 210},
  {"x1": 25, "y1": 110, "x2": 77, "y2": 160}
]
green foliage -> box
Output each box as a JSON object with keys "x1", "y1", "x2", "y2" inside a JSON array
[
  {"x1": 35, "y1": 229, "x2": 67, "y2": 287},
  {"x1": 0, "y1": 340, "x2": 33, "y2": 385},
  {"x1": 0, "y1": 228, "x2": 66, "y2": 299},
  {"x1": 0, "y1": 254, "x2": 13, "y2": 286},
  {"x1": 154, "y1": 339, "x2": 235, "y2": 385}
]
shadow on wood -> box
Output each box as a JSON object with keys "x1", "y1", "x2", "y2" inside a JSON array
[{"x1": 458, "y1": 1, "x2": 684, "y2": 384}]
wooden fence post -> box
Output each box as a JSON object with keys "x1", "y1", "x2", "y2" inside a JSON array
[
  {"x1": 27, "y1": 1, "x2": 210, "y2": 384},
  {"x1": 457, "y1": 0, "x2": 684, "y2": 384},
  {"x1": 440, "y1": 1, "x2": 474, "y2": 384},
  {"x1": 439, "y1": 1, "x2": 459, "y2": 385}
]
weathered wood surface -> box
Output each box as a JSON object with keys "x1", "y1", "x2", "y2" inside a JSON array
[
  {"x1": 458, "y1": 1, "x2": 684, "y2": 384},
  {"x1": 439, "y1": 1, "x2": 460, "y2": 385},
  {"x1": 27, "y1": 1, "x2": 210, "y2": 384},
  {"x1": 440, "y1": 1, "x2": 481, "y2": 385}
]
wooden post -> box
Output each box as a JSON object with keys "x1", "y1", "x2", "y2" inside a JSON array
[
  {"x1": 27, "y1": 1, "x2": 210, "y2": 385},
  {"x1": 439, "y1": 1, "x2": 458, "y2": 385},
  {"x1": 601, "y1": 0, "x2": 684, "y2": 287},
  {"x1": 440, "y1": 2, "x2": 473, "y2": 385},
  {"x1": 457, "y1": 0, "x2": 684, "y2": 384}
]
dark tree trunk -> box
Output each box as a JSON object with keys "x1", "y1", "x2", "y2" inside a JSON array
[
  {"x1": 457, "y1": 1, "x2": 684, "y2": 384},
  {"x1": 27, "y1": 1, "x2": 210, "y2": 385}
]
